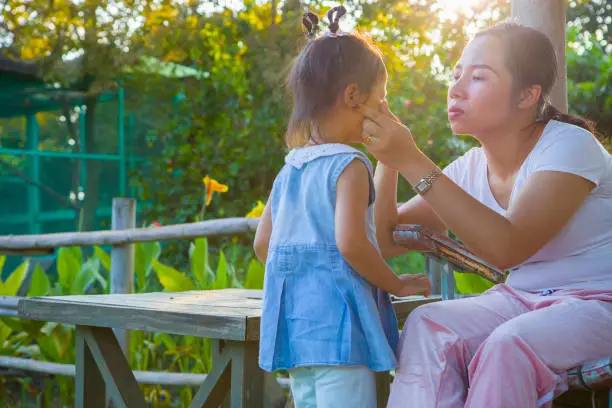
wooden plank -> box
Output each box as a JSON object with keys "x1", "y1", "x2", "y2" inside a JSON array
[
  {"x1": 191, "y1": 340, "x2": 232, "y2": 408},
  {"x1": 80, "y1": 326, "x2": 147, "y2": 408},
  {"x1": 29, "y1": 289, "x2": 262, "y2": 303},
  {"x1": 75, "y1": 329, "x2": 105, "y2": 408},
  {"x1": 228, "y1": 341, "x2": 264, "y2": 408},
  {"x1": 0, "y1": 218, "x2": 259, "y2": 253},
  {"x1": 21, "y1": 296, "x2": 261, "y2": 318},
  {"x1": 20, "y1": 299, "x2": 253, "y2": 340},
  {"x1": 20, "y1": 295, "x2": 262, "y2": 317}
]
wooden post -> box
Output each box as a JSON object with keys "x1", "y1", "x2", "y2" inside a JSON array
[
  {"x1": 110, "y1": 198, "x2": 136, "y2": 354},
  {"x1": 425, "y1": 256, "x2": 442, "y2": 296},
  {"x1": 511, "y1": 0, "x2": 568, "y2": 113}
]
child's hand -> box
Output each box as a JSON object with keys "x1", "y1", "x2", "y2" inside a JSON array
[{"x1": 393, "y1": 274, "x2": 431, "y2": 298}]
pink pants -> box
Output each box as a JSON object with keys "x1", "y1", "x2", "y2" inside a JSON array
[{"x1": 387, "y1": 284, "x2": 612, "y2": 408}]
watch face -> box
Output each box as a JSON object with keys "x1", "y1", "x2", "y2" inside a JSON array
[{"x1": 415, "y1": 180, "x2": 430, "y2": 194}]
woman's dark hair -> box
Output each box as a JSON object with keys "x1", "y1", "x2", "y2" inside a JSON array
[
  {"x1": 476, "y1": 22, "x2": 595, "y2": 133},
  {"x1": 285, "y1": 5, "x2": 386, "y2": 148}
]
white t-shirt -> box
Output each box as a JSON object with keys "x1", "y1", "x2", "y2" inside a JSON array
[{"x1": 444, "y1": 120, "x2": 612, "y2": 292}]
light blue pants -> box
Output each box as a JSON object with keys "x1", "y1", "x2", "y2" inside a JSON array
[{"x1": 289, "y1": 366, "x2": 376, "y2": 408}]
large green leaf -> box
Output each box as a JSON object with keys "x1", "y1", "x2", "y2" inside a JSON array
[
  {"x1": 57, "y1": 247, "x2": 81, "y2": 292},
  {"x1": 0, "y1": 321, "x2": 13, "y2": 346},
  {"x1": 0, "y1": 255, "x2": 5, "y2": 275},
  {"x1": 152, "y1": 259, "x2": 195, "y2": 292},
  {"x1": 190, "y1": 238, "x2": 212, "y2": 289},
  {"x1": 72, "y1": 258, "x2": 101, "y2": 295},
  {"x1": 28, "y1": 264, "x2": 50, "y2": 297},
  {"x1": 244, "y1": 259, "x2": 265, "y2": 290},
  {"x1": 212, "y1": 251, "x2": 229, "y2": 290},
  {"x1": 94, "y1": 246, "x2": 111, "y2": 272},
  {"x1": 454, "y1": 271, "x2": 495, "y2": 294},
  {"x1": 1, "y1": 260, "x2": 29, "y2": 296},
  {"x1": 134, "y1": 241, "x2": 161, "y2": 292}
]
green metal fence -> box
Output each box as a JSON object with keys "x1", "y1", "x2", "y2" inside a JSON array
[{"x1": 0, "y1": 89, "x2": 145, "y2": 237}]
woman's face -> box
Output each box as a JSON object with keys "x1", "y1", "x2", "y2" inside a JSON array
[{"x1": 448, "y1": 35, "x2": 515, "y2": 136}]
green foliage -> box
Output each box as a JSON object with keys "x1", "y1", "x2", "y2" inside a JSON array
[{"x1": 453, "y1": 271, "x2": 495, "y2": 294}]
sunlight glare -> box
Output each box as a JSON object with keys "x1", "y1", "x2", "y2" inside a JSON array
[{"x1": 436, "y1": 0, "x2": 483, "y2": 21}]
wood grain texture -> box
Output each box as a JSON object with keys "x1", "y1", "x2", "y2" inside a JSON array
[
  {"x1": 19, "y1": 291, "x2": 438, "y2": 340},
  {"x1": 0, "y1": 218, "x2": 259, "y2": 254}
]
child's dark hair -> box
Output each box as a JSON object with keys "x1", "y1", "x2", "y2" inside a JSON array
[{"x1": 285, "y1": 5, "x2": 386, "y2": 148}]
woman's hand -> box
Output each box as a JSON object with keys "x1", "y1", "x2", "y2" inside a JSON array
[{"x1": 360, "y1": 102, "x2": 420, "y2": 169}]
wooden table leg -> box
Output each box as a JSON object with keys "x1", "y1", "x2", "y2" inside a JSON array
[
  {"x1": 75, "y1": 326, "x2": 147, "y2": 408},
  {"x1": 191, "y1": 340, "x2": 232, "y2": 408},
  {"x1": 190, "y1": 340, "x2": 264, "y2": 408},
  {"x1": 75, "y1": 328, "x2": 105, "y2": 408},
  {"x1": 228, "y1": 341, "x2": 264, "y2": 408}
]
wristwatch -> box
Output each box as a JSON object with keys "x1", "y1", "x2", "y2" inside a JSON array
[{"x1": 413, "y1": 168, "x2": 442, "y2": 195}]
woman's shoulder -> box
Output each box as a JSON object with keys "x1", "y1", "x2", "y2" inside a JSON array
[{"x1": 527, "y1": 120, "x2": 611, "y2": 186}]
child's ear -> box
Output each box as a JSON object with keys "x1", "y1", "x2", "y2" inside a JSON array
[{"x1": 343, "y1": 83, "x2": 363, "y2": 109}]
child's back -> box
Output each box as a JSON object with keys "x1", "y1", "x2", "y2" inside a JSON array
[
  {"x1": 252, "y1": 6, "x2": 430, "y2": 407},
  {"x1": 259, "y1": 143, "x2": 399, "y2": 372}
]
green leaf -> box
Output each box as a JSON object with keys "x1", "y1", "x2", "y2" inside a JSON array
[
  {"x1": 0, "y1": 321, "x2": 13, "y2": 346},
  {"x1": 244, "y1": 259, "x2": 264, "y2": 290},
  {"x1": 28, "y1": 264, "x2": 50, "y2": 297},
  {"x1": 453, "y1": 271, "x2": 495, "y2": 294},
  {"x1": 190, "y1": 238, "x2": 212, "y2": 289},
  {"x1": 2, "y1": 260, "x2": 29, "y2": 296},
  {"x1": 152, "y1": 259, "x2": 195, "y2": 292},
  {"x1": 57, "y1": 247, "x2": 81, "y2": 292},
  {"x1": 134, "y1": 241, "x2": 161, "y2": 292},
  {"x1": 155, "y1": 333, "x2": 177, "y2": 351},
  {"x1": 94, "y1": 246, "x2": 111, "y2": 272},
  {"x1": 212, "y1": 251, "x2": 229, "y2": 290},
  {"x1": 72, "y1": 258, "x2": 100, "y2": 295},
  {"x1": 0, "y1": 255, "x2": 5, "y2": 275}
]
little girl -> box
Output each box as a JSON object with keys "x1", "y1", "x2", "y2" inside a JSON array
[{"x1": 253, "y1": 6, "x2": 431, "y2": 407}]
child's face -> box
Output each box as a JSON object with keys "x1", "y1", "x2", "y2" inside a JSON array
[{"x1": 362, "y1": 74, "x2": 388, "y2": 113}]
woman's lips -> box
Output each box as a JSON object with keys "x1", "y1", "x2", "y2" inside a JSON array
[{"x1": 448, "y1": 107, "x2": 465, "y2": 120}]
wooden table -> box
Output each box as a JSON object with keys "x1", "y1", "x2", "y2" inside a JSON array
[{"x1": 18, "y1": 289, "x2": 436, "y2": 408}]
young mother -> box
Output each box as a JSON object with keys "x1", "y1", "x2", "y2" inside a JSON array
[{"x1": 363, "y1": 22, "x2": 612, "y2": 407}]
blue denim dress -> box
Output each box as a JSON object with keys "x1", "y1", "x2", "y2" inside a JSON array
[{"x1": 259, "y1": 143, "x2": 399, "y2": 373}]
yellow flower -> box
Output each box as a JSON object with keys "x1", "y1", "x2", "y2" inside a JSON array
[
  {"x1": 203, "y1": 175, "x2": 229, "y2": 206},
  {"x1": 246, "y1": 200, "x2": 266, "y2": 218}
]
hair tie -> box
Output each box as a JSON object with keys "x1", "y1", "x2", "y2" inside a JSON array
[
  {"x1": 327, "y1": 5, "x2": 346, "y2": 34},
  {"x1": 302, "y1": 12, "x2": 319, "y2": 39}
]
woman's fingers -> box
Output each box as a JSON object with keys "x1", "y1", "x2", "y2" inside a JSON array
[
  {"x1": 360, "y1": 106, "x2": 389, "y2": 126},
  {"x1": 381, "y1": 100, "x2": 401, "y2": 122},
  {"x1": 361, "y1": 119, "x2": 381, "y2": 144}
]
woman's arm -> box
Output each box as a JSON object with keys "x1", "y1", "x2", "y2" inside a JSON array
[
  {"x1": 374, "y1": 163, "x2": 446, "y2": 259},
  {"x1": 253, "y1": 202, "x2": 272, "y2": 263},
  {"x1": 399, "y1": 150, "x2": 593, "y2": 269},
  {"x1": 337, "y1": 160, "x2": 430, "y2": 297},
  {"x1": 363, "y1": 107, "x2": 595, "y2": 269}
]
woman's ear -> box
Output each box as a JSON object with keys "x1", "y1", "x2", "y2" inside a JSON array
[
  {"x1": 343, "y1": 83, "x2": 364, "y2": 109},
  {"x1": 517, "y1": 84, "x2": 542, "y2": 110}
]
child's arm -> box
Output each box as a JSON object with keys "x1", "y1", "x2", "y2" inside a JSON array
[
  {"x1": 253, "y1": 202, "x2": 272, "y2": 263},
  {"x1": 336, "y1": 160, "x2": 430, "y2": 297}
]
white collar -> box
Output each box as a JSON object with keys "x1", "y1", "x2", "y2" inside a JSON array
[{"x1": 285, "y1": 143, "x2": 363, "y2": 169}]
